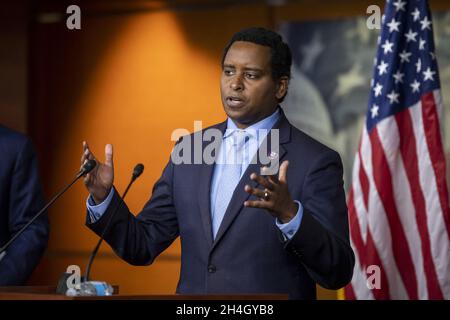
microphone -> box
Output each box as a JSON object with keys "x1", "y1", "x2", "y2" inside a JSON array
[
  {"x1": 132, "y1": 163, "x2": 144, "y2": 181},
  {"x1": 0, "y1": 159, "x2": 97, "y2": 262},
  {"x1": 77, "y1": 159, "x2": 97, "y2": 179},
  {"x1": 83, "y1": 163, "x2": 144, "y2": 286}
]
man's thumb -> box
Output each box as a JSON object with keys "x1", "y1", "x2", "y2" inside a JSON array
[{"x1": 105, "y1": 144, "x2": 113, "y2": 167}]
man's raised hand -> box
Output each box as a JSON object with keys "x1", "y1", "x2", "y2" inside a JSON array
[{"x1": 81, "y1": 141, "x2": 114, "y2": 204}]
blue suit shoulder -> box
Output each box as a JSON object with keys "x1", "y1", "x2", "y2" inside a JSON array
[
  {"x1": 0, "y1": 124, "x2": 49, "y2": 285},
  {"x1": 0, "y1": 125, "x2": 33, "y2": 163}
]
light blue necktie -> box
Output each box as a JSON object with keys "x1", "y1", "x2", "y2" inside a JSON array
[{"x1": 212, "y1": 130, "x2": 247, "y2": 239}]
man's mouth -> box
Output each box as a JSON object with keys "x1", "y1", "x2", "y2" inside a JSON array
[{"x1": 226, "y1": 96, "x2": 246, "y2": 108}]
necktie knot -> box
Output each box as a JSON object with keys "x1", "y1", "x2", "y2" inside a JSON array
[
  {"x1": 231, "y1": 130, "x2": 250, "y2": 165},
  {"x1": 232, "y1": 130, "x2": 250, "y2": 149}
]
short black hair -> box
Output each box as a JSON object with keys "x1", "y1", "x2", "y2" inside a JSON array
[{"x1": 221, "y1": 27, "x2": 292, "y2": 82}]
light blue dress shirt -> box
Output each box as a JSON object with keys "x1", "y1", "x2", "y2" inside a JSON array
[{"x1": 87, "y1": 108, "x2": 303, "y2": 240}]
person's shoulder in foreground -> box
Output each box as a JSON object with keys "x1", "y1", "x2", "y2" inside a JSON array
[{"x1": 0, "y1": 124, "x2": 49, "y2": 285}]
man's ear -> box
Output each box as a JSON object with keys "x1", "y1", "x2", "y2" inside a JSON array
[{"x1": 276, "y1": 76, "x2": 289, "y2": 100}]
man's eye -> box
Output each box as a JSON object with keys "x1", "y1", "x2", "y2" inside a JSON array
[
  {"x1": 224, "y1": 69, "x2": 234, "y2": 76},
  {"x1": 246, "y1": 73, "x2": 258, "y2": 79}
]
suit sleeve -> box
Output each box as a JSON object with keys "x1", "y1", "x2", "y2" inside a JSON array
[
  {"x1": 285, "y1": 150, "x2": 355, "y2": 289},
  {"x1": 0, "y1": 139, "x2": 49, "y2": 285},
  {"x1": 86, "y1": 159, "x2": 179, "y2": 266}
]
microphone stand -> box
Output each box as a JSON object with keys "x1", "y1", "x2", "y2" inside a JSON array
[{"x1": 80, "y1": 164, "x2": 144, "y2": 295}]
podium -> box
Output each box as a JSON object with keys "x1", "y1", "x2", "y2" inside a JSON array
[{"x1": 0, "y1": 286, "x2": 288, "y2": 300}]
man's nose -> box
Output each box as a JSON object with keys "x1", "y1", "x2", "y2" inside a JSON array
[{"x1": 230, "y1": 75, "x2": 244, "y2": 91}]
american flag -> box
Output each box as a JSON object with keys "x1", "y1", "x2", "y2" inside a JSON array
[{"x1": 345, "y1": 0, "x2": 450, "y2": 299}]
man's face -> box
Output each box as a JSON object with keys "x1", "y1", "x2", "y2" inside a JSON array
[{"x1": 220, "y1": 41, "x2": 288, "y2": 129}]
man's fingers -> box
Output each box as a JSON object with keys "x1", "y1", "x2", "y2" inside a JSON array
[
  {"x1": 82, "y1": 141, "x2": 97, "y2": 162},
  {"x1": 278, "y1": 160, "x2": 289, "y2": 183},
  {"x1": 244, "y1": 185, "x2": 268, "y2": 199},
  {"x1": 105, "y1": 144, "x2": 114, "y2": 167},
  {"x1": 244, "y1": 200, "x2": 271, "y2": 209},
  {"x1": 250, "y1": 173, "x2": 273, "y2": 190},
  {"x1": 81, "y1": 141, "x2": 88, "y2": 164},
  {"x1": 267, "y1": 174, "x2": 279, "y2": 186},
  {"x1": 80, "y1": 158, "x2": 87, "y2": 171},
  {"x1": 261, "y1": 166, "x2": 279, "y2": 185}
]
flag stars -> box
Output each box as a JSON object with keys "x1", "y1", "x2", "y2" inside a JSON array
[
  {"x1": 415, "y1": 58, "x2": 422, "y2": 73},
  {"x1": 373, "y1": 82, "x2": 383, "y2": 97},
  {"x1": 420, "y1": 16, "x2": 432, "y2": 30},
  {"x1": 393, "y1": 70, "x2": 405, "y2": 84},
  {"x1": 371, "y1": 104, "x2": 380, "y2": 118},
  {"x1": 411, "y1": 7, "x2": 421, "y2": 21},
  {"x1": 399, "y1": 50, "x2": 412, "y2": 63},
  {"x1": 387, "y1": 18, "x2": 401, "y2": 33},
  {"x1": 377, "y1": 60, "x2": 389, "y2": 75},
  {"x1": 393, "y1": 0, "x2": 406, "y2": 12},
  {"x1": 405, "y1": 29, "x2": 418, "y2": 42},
  {"x1": 387, "y1": 90, "x2": 400, "y2": 104},
  {"x1": 430, "y1": 52, "x2": 436, "y2": 60},
  {"x1": 419, "y1": 38, "x2": 426, "y2": 50},
  {"x1": 382, "y1": 40, "x2": 394, "y2": 54},
  {"x1": 423, "y1": 67, "x2": 436, "y2": 81},
  {"x1": 410, "y1": 79, "x2": 421, "y2": 93}
]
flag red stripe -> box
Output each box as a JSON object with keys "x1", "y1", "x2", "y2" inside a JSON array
[
  {"x1": 395, "y1": 108, "x2": 443, "y2": 299},
  {"x1": 421, "y1": 92, "x2": 450, "y2": 236},
  {"x1": 358, "y1": 151, "x2": 370, "y2": 211},
  {"x1": 369, "y1": 126, "x2": 418, "y2": 299},
  {"x1": 344, "y1": 282, "x2": 356, "y2": 300}
]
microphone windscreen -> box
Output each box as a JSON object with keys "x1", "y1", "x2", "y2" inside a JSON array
[
  {"x1": 133, "y1": 163, "x2": 144, "y2": 179},
  {"x1": 82, "y1": 159, "x2": 97, "y2": 174}
]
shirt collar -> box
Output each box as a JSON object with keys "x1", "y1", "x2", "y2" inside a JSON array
[{"x1": 224, "y1": 107, "x2": 281, "y2": 139}]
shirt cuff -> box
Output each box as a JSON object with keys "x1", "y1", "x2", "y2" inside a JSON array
[
  {"x1": 275, "y1": 200, "x2": 303, "y2": 240},
  {"x1": 86, "y1": 188, "x2": 115, "y2": 223}
]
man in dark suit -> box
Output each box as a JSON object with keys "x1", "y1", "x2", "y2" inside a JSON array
[
  {"x1": 81, "y1": 27, "x2": 355, "y2": 299},
  {"x1": 0, "y1": 125, "x2": 49, "y2": 285}
]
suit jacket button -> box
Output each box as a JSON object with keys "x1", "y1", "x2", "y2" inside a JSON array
[{"x1": 208, "y1": 265, "x2": 216, "y2": 273}]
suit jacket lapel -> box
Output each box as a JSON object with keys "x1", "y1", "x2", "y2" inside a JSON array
[{"x1": 211, "y1": 109, "x2": 291, "y2": 251}]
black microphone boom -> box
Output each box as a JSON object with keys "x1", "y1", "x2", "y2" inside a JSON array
[
  {"x1": 84, "y1": 163, "x2": 144, "y2": 282},
  {"x1": 0, "y1": 159, "x2": 97, "y2": 261}
]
